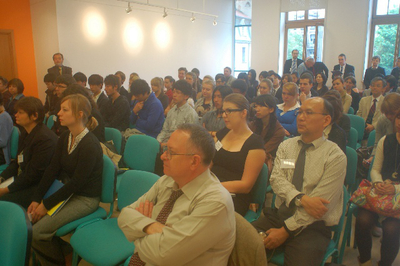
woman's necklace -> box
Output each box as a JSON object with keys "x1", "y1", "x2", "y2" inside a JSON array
[{"x1": 393, "y1": 141, "x2": 400, "y2": 179}]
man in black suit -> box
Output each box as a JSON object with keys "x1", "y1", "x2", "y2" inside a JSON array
[
  {"x1": 363, "y1": 55, "x2": 386, "y2": 90},
  {"x1": 115, "y1": 71, "x2": 130, "y2": 100},
  {"x1": 332, "y1": 54, "x2": 355, "y2": 79},
  {"x1": 47, "y1": 53, "x2": 72, "y2": 77},
  {"x1": 88, "y1": 74, "x2": 109, "y2": 116},
  {"x1": 390, "y1": 56, "x2": 400, "y2": 86},
  {"x1": 284, "y1": 49, "x2": 304, "y2": 74}
]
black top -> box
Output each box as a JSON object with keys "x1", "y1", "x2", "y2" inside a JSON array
[
  {"x1": 382, "y1": 134, "x2": 400, "y2": 182},
  {"x1": 332, "y1": 64, "x2": 355, "y2": 79},
  {"x1": 6, "y1": 95, "x2": 25, "y2": 124},
  {"x1": 211, "y1": 127, "x2": 264, "y2": 216},
  {"x1": 275, "y1": 87, "x2": 283, "y2": 104},
  {"x1": 32, "y1": 131, "x2": 103, "y2": 209},
  {"x1": 157, "y1": 91, "x2": 169, "y2": 110},
  {"x1": 363, "y1": 66, "x2": 386, "y2": 89},
  {"x1": 391, "y1": 67, "x2": 400, "y2": 84},
  {"x1": 328, "y1": 123, "x2": 347, "y2": 154},
  {"x1": 119, "y1": 86, "x2": 130, "y2": 100},
  {"x1": 338, "y1": 114, "x2": 351, "y2": 142},
  {"x1": 313, "y1": 85, "x2": 329, "y2": 97},
  {"x1": 103, "y1": 95, "x2": 131, "y2": 131},
  {"x1": 2, "y1": 123, "x2": 58, "y2": 193},
  {"x1": 350, "y1": 90, "x2": 361, "y2": 113},
  {"x1": 283, "y1": 58, "x2": 304, "y2": 74},
  {"x1": 44, "y1": 89, "x2": 58, "y2": 115},
  {"x1": 96, "y1": 92, "x2": 109, "y2": 118},
  {"x1": 91, "y1": 108, "x2": 105, "y2": 143}
]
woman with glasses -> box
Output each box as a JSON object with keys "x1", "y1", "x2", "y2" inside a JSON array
[
  {"x1": 276, "y1": 82, "x2": 300, "y2": 136},
  {"x1": 211, "y1": 93, "x2": 265, "y2": 216}
]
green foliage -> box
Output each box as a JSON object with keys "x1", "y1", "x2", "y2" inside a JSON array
[
  {"x1": 373, "y1": 24, "x2": 398, "y2": 73},
  {"x1": 287, "y1": 29, "x2": 304, "y2": 60}
]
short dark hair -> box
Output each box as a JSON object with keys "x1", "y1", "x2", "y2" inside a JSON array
[
  {"x1": 191, "y1": 68, "x2": 200, "y2": 76},
  {"x1": 213, "y1": 85, "x2": 233, "y2": 105},
  {"x1": 231, "y1": 79, "x2": 248, "y2": 94},
  {"x1": 55, "y1": 74, "x2": 76, "y2": 87},
  {"x1": 15, "y1": 96, "x2": 44, "y2": 123},
  {"x1": 292, "y1": 49, "x2": 299, "y2": 53},
  {"x1": 62, "y1": 84, "x2": 97, "y2": 110},
  {"x1": 215, "y1": 74, "x2": 226, "y2": 82},
  {"x1": 53, "y1": 53, "x2": 63, "y2": 60},
  {"x1": 316, "y1": 72, "x2": 327, "y2": 86},
  {"x1": 115, "y1": 71, "x2": 126, "y2": 82},
  {"x1": 131, "y1": 79, "x2": 150, "y2": 96},
  {"x1": 173, "y1": 80, "x2": 192, "y2": 96},
  {"x1": 259, "y1": 71, "x2": 269, "y2": 79},
  {"x1": 7, "y1": 78, "x2": 25, "y2": 94},
  {"x1": 371, "y1": 76, "x2": 386, "y2": 88},
  {"x1": 104, "y1": 75, "x2": 121, "y2": 90},
  {"x1": 73, "y1": 72, "x2": 87, "y2": 83},
  {"x1": 224, "y1": 67, "x2": 232, "y2": 73},
  {"x1": 384, "y1": 75, "x2": 397, "y2": 89},
  {"x1": 372, "y1": 55, "x2": 381, "y2": 61},
  {"x1": 177, "y1": 123, "x2": 215, "y2": 165},
  {"x1": 322, "y1": 91, "x2": 343, "y2": 123},
  {"x1": 0, "y1": 76, "x2": 8, "y2": 86},
  {"x1": 178, "y1": 67, "x2": 187, "y2": 73},
  {"x1": 44, "y1": 73, "x2": 56, "y2": 83},
  {"x1": 88, "y1": 74, "x2": 104, "y2": 86},
  {"x1": 300, "y1": 73, "x2": 313, "y2": 84},
  {"x1": 164, "y1": 76, "x2": 175, "y2": 84},
  {"x1": 339, "y1": 53, "x2": 346, "y2": 59}
]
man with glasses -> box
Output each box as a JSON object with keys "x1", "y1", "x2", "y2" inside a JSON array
[
  {"x1": 47, "y1": 53, "x2": 72, "y2": 77},
  {"x1": 252, "y1": 97, "x2": 346, "y2": 266},
  {"x1": 284, "y1": 49, "x2": 304, "y2": 74},
  {"x1": 119, "y1": 124, "x2": 235, "y2": 265}
]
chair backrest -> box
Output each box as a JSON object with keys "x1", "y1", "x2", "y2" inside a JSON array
[
  {"x1": 123, "y1": 135, "x2": 160, "y2": 172},
  {"x1": 118, "y1": 170, "x2": 160, "y2": 210},
  {"x1": 10, "y1": 126, "x2": 20, "y2": 159},
  {"x1": 347, "y1": 127, "x2": 358, "y2": 150},
  {"x1": 250, "y1": 164, "x2": 269, "y2": 215},
  {"x1": 348, "y1": 114, "x2": 365, "y2": 143},
  {"x1": 101, "y1": 154, "x2": 117, "y2": 204},
  {"x1": 46, "y1": 115, "x2": 55, "y2": 129},
  {"x1": 0, "y1": 202, "x2": 32, "y2": 266},
  {"x1": 345, "y1": 147, "x2": 357, "y2": 188},
  {"x1": 347, "y1": 107, "x2": 355, "y2": 115},
  {"x1": 367, "y1": 130, "x2": 376, "y2": 147},
  {"x1": 331, "y1": 186, "x2": 350, "y2": 246},
  {"x1": 105, "y1": 127, "x2": 122, "y2": 154}
]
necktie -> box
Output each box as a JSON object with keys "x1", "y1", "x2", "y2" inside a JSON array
[
  {"x1": 366, "y1": 99, "x2": 377, "y2": 125},
  {"x1": 59, "y1": 67, "x2": 62, "y2": 75},
  {"x1": 292, "y1": 142, "x2": 313, "y2": 191},
  {"x1": 340, "y1": 65, "x2": 343, "y2": 76},
  {"x1": 291, "y1": 60, "x2": 297, "y2": 73},
  {"x1": 129, "y1": 190, "x2": 184, "y2": 266}
]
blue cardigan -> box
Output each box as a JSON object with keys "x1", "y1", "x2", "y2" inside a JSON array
[
  {"x1": 0, "y1": 111, "x2": 14, "y2": 165},
  {"x1": 130, "y1": 93, "x2": 165, "y2": 138},
  {"x1": 276, "y1": 103, "x2": 300, "y2": 136}
]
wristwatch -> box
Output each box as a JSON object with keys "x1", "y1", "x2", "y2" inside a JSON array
[{"x1": 295, "y1": 194, "x2": 305, "y2": 207}]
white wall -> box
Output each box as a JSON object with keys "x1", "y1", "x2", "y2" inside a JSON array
[
  {"x1": 30, "y1": 0, "x2": 60, "y2": 101},
  {"x1": 52, "y1": 0, "x2": 233, "y2": 91}
]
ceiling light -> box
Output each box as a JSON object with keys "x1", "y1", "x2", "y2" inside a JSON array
[
  {"x1": 190, "y1": 13, "x2": 195, "y2": 23},
  {"x1": 213, "y1": 18, "x2": 217, "y2": 26},
  {"x1": 125, "y1": 2, "x2": 132, "y2": 14},
  {"x1": 163, "y1": 8, "x2": 168, "y2": 18}
]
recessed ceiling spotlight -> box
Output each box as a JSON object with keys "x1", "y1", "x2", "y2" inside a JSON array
[
  {"x1": 125, "y1": 2, "x2": 132, "y2": 14},
  {"x1": 190, "y1": 13, "x2": 196, "y2": 23},
  {"x1": 163, "y1": 8, "x2": 168, "y2": 18}
]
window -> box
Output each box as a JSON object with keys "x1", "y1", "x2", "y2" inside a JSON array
[
  {"x1": 284, "y1": 9, "x2": 325, "y2": 66},
  {"x1": 368, "y1": 0, "x2": 400, "y2": 74},
  {"x1": 234, "y1": 0, "x2": 252, "y2": 76}
]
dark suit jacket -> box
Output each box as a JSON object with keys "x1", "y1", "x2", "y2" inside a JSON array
[
  {"x1": 96, "y1": 92, "x2": 109, "y2": 117},
  {"x1": 283, "y1": 58, "x2": 304, "y2": 74},
  {"x1": 310, "y1": 62, "x2": 329, "y2": 80},
  {"x1": 333, "y1": 64, "x2": 355, "y2": 79},
  {"x1": 363, "y1": 66, "x2": 386, "y2": 89},
  {"x1": 391, "y1": 67, "x2": 400, "y2": 84},
  {"x1": 328, "y1": 123, "x2": 347, "y2": 154},
  {"x1": 47, "y1": 65, "x2": 72, "y2": 77}
]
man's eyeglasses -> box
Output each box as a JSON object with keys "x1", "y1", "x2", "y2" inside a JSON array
[
  {"x1": 163, "y1": 147, "x2": 195, "y2": 160},
  {"x1": 221, "y1": 108, "x2": 244, "y2": 115},
  {"x1": 55, "y1": 84, "x2": 67, "y2": 89},
  {"x1": 295, "y1": 109, "x2": 328, "y2": 117}
]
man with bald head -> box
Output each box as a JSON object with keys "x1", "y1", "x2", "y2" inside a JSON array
[
  {"x1": 298, "y1": 57, "x2": 329, "y2": 80},
  {"x1": 252, "y1": 97, "x2": 346, "y2": 266},
  {"x1": 119, "y1": 124, "x2": 235, "y2": 266}
]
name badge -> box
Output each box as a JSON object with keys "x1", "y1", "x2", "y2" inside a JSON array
[
  {"x1": 215, "y1": 141, "x2": 222, "y2": 151},
  {"x1": 281, "y1": 159, "x2": 295, "y2": 169},
  {"x1": 18, "y1": 154, "x2": 24, "y2": 164}
]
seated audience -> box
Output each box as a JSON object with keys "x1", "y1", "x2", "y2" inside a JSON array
[
  {"x1": 323, "y1": 90, "x2": 351, "y2": 142},
  {"x1": 355, "y1": 113, "x2": 400, "y2": 266},
  {"x1": 29, "y1": 94, "x2": 103, "y2": 266},
  {"x1": 118, "y1": 124, "x2": 235, "y2": 265},
  {"x1": 73, "y1": 72, "x2": 88, "y2": 88},
  {"x1": 215, "y1": 73, "x2": 227, "y2": 87},
  {"x1": 164, "y1": 75, "x2": 175, "y2": 103},
  {"x1": 258, "y1": 78, "x2": 274, "y2": 97},
  {"x1": 211, "y1": 93, "x2": 265, "y2": 216},
  {"x1": 281, "y1": 73, "x2": 293, "y2": 86},
  {"x1": 103, "y1": 74, "x2": 130, "y2": 132},
  {"x1": 363, "y1": 55, "x2": 386, "y2": 90},
  {"x1": 224, "y1": 67, "x2": 236, "y2": 87},
  {"x1": 194, "y1": 79, "x2": 214, "y2": 117},
  {"x1": 5, "y1": 78, "x2": 25, "y2": 124},
  {"x1": 249, "y1": 94, "x2": 285, "y2": 172},
  {"x1": 0, "y1": 76, "x2": 11, "y2": 106},
  {"x1": 88, "y1": 74, "x2": 109, "y2": 116},
  {"x1": 299, "y1": 73, "x2": 318, "y2": 105},
  {"x1": 151, "y1": 77, "x2": 169, "y2": 109},
  {"x1": 178, "y1": 67, "x2": 187, "y2": 81},
  {"x1": 115, "y1": 71, "x2": 130, "y2": 100},
  {"x1": 202, "y1": 85, "x2": 233, "y2": 137},
  {"x1": 231, "y1": 79, "x2": 249, "y2": 99},
  {"x1": 252, "y1": 97, "x2": 346, "y2": 266},
  {"x1": 157, "y1": 80, "x2": 199, "y2": 146},
  {"x1": 43, "y1": 73, "x2": 58, "y2": 117},
  {"x1": 248, "y1": 69, "x2": 259, "y2": 92},
  {"x1": 313, "y1": 72, "x2": 329, "y2": 97},
  {"x1": 344, "y1": 76, "x2": 361, "y2": 113},
  {"x1": 185, "y1": 72, "x2": 197, "y2": 106},
  {"x1": 258, "y1": 71, "x2": 269, "y2": 85},
  {"x1": 384, "y1": 75, "x2": 398, "y2": 95},
  {"x1": 276, "y1": 82, "x2": 300, "y2": 136},
  {"x1": 0, "y1": 93, "x2": 14, "y2": 165},
  {"x1": 291, "y1": 71, "x2": 299, "y2": 85},
  {"x1": 357, "y1": 77, "x2": 386, "y2": 139},
  {"x1": 332, "y1": 77, "x2": 352, "y2": 114},
  {"x1": 129, "y1": 79, "x2": 165, "y2": 138},
  {"x1": 0, "y1": 97, "x2": 58, "y2": 208}
]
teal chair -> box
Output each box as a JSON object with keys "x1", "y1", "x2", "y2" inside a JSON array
[
  {"x1": 269, "y1": 186, "x2": 350, "y2": 265},
  {"x1": 0, "y1": 202, "x2": 32, "y2": 266},
  {"x1": 367, "y1": 130, "x2": 376, "y2": 147},
  {"x1": 345, "y1": 147, "x2": 358, "y2": 193},
  {"x1": 0, "y1": 126, "x2": 20, "y2": 173},
  {"x1": 348, "y1": 107, "x2": 355, "y2": 114},
  {"x1": 105, "y1": 127, "x2": 123, "y2": 154},
  {"x1": 347, "y1": 127, "x2": 358, "y2": 150},
  {"x1": 70, "y1": 170, "x2": 160, "y2": 266},
  {"x1": 348, "y1": 114, "x2": 365, "y2": 145},
  {"x1": 244, "y1": 164, "x2": 269, "y2": 223},
  {"x1": 116, "y1": 135, "x2": 160, "y2": 192},
  {"x1": 46, "y1": 115, "x2": 55, "y2": 129}
]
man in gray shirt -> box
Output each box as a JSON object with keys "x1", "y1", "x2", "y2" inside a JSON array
[
  {"x1": 119, "y1": 124, "x2": 235, "y2": 265},
  {"x1": 252, "y1": 97, "x2": 346, "y2": 266}
]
